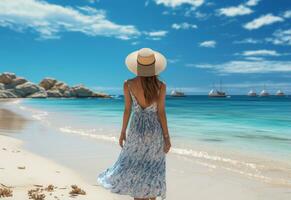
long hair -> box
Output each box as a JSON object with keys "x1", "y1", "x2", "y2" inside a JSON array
[{"x1": 140, "y1": 75, "x2": 161, "y2": 104}]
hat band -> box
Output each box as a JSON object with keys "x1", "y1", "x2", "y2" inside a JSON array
[
  {"x1": 137, "y1": 59, "x2": 156, "y2": 66},
  {"x1": 137, "y1": 61, "x2": 156, "y2": 77}
]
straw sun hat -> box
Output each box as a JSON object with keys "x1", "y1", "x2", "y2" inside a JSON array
[{"x1": 125, "y1": 48, "x2": 167, "y2": 77}]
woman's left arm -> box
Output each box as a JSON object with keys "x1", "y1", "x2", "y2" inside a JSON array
[{"x1": 119, "y1": 80, "x2": 132, "y2": 148}]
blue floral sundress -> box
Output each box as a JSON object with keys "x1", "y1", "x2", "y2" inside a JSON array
[{"x1": 97, "y1": 80, "x2": 166, "y2": 199}]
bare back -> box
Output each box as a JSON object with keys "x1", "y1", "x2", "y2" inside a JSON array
[{"x1": 127, "y1": 77, "x2": 163, "y2": 110}]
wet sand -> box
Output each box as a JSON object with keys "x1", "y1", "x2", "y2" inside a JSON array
[{"x1": 0, "y1": 108, "x2": 28, "y2": 133}]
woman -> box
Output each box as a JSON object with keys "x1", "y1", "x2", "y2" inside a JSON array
[{"x1": 97, "y1": 48, "x2": 171, "y2": 200}]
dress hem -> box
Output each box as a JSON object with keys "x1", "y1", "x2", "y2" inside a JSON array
[{"x1": 97, "y1": 178, "x2": 166, "y2": 200}]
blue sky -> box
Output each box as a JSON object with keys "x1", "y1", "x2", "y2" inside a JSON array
[{"x1": 0, "y1": 0, "x2": 290, "y2": 95}]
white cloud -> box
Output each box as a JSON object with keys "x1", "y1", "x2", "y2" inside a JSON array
[
  {"x1": 172, "y1": 22, "x2": 197, "y2": 30},
  {"x1": 145, "y1": 0, "x2": 150, "y2": 6},
  {"x1": 145, "y1": 30, "x2": 168, "y2": 37},
  {"x1": 283, "y1": 10, "x2": 291, "y2": 18},
  {"x1": 168, "y1": 58, "x2": 180, "y2": 63},
  {"x1": 193, "y1": 11, "x2": 209, "y2": 19},
  {"x1": 199, "y1": 40, "x2": 216, "y2": 48},
  {"x1": 241, "y1": 50, "x2": 281, "y2": 57},
  {"x1": 0, "y1": 0, "x2": 140, "y2": 40},
  {"x1": 153, "y1": 0, "x2": 204, "y2": 9},
  {"x1": 218, "y1": 5, "x2": 253, "y2": 17},
  {"x1": 131, "y1": 41, "x2": 140, "y2": 45},
  {"x1": 86, "y1": 0, "x2": 99, "y2": 3},
  {"x1": 217, "y1": 0, "x2": 260, "y2": 17},
  {"x1": 144, "y1": 30, "x2": 168, "y2": 40},
  {"x1": 243, "y1": 14, "x2": 284, "y2": 30},
  {"x1": 191, "y1": 60, "x2": 291, "y2": 74},
  {"x1": 266, "y1": 29, "x2": 291, "y2": 46},
  {"x1": 183, "y1": 7, "x2": 210, "y2": 19},
  {"x1": 233, "y1": 38, "x2": 262, "y2": 44},
  {"x1": 245, "y1": 0, "x2": 260, "y2": 7},
  {"x1": 244, "y1": 57, "x2": 264, "y2": 61}
]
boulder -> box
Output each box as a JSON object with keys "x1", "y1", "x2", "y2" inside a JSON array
[
  {"x1": 5, "y1": 77, "x2": 28, "y2": 89},
  {"x1": 13, "y1": 82, "x2": 44, "y2": 97},
  {"x1": 40, "y1": 79, "x2": 72, "y2": 97},
  {"x1": 92, "y1": 92, "x2": 111, "y2": 98},
  {"x1": 39, "y1": 78, "x2": 57, "y2": 90},
  {"x1": 70, "y1": 85, "x2": 94, "y2": 97},
  {"x1": 63, "y1": 90, "x2": 72, "y2": 98},
  {"x1": 27, "y1": 88, "x2": 47, "y2": 98},
  {"x1": 0, "y1": 90, "x2": 17, "y2": 98},
  {"x1": 51, "y1": 81, "x2": 70, "y2": 94},
  {"x1": 0, "y1": 83, "x2": 4, "y2": 90},
  {"x1": 47, "y1": 89, "x2": 63, "y2": 97},
  {"x1": 0, "y1": 72, "x2": 16, "y2": 84}
]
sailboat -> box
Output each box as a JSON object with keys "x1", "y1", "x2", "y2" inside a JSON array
[
  {"x1": 208, "y1": 81, "x2": 227, "y2": 97},
  {"x1": 259, "y1": 85, "x2": 269, "y2": 97},
  {"x1": 248, "y1": 89, "x2": 257, "y2": 97},
  {"x1": 171, "y1": 89, "x2": 185, "y2": 97},
  {"x1": 276, "y1": 90, "x2": 285, "y2": 96}
]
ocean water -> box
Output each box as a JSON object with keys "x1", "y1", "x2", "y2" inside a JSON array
[
  {"x1": 15, "y1": 95, "x2": 291, "y2": 161},
  {"x1": 3, "y1": 95, "x2": 291, "y2": 187}
]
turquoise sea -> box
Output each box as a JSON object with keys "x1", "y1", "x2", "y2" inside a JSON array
[{"x1": 15, "y1": 95, "x2": 291, "y2": 161}]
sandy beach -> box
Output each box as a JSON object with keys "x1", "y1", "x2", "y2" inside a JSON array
[
  {"x1": 1, "y1": 101, "x2": 291, "y2": 200},
  {"x1": 0, "y1": 107, "x2": 125, "y2": 200},
  {"x1": 0, "y1": 135, "x2": 123, "y2": 200}
]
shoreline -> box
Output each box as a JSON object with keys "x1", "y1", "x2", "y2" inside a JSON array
[
  {"x1": 1, "y1": 100, "x2": 291, "y2": 199},
  {"x1": 6, "y1": 98, "x2": 291, "y2": 166}
]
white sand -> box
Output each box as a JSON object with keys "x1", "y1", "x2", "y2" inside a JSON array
[
  {"x1": 0, "y1": 135, "x2": 122, "y2": 200},
  {"x1": 2, "y1": 134, "x2": 290, "y2": 200}
]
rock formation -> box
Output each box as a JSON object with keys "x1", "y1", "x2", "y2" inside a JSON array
[
  {"x1": 13, "y1": 82, "x2": 47, "y2": 98},
  {"x1": 0, "y1": 72, "x2": 110, "y2": 98},
  {"x1": 39, "y1": 77, "x2": 110, "y2": 98},
  {"x1": 0, "y1": 73, "x2": 46, "y2": 98}
]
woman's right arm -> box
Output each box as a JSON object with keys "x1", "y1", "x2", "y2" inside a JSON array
[{"x1": 157, "y1": 83, "x2": 171, "y2": 153}]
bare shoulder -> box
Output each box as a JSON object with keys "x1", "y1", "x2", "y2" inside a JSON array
[
  {"x1": 123, "y1": 78, "x2": 137, "y2": 90},
  {"x1": 123, "y1": 79, "x2": 129, "y2": 89},
  {"x1": 159, "y1": 80, "x2": 166, "y2": 90}
]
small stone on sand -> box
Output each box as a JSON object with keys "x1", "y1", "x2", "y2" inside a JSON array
[
  {"x1": 45, "y1": 184, "x2": 54, "y2": 192},
  {"x1": 0, "y1": 187, "x2": 13, "y2": 198},
  {"x1": 28, "y1": 188, "x2": 45, "y2": 200},
  {"x1": 69, "y1": 185, "x2": 86, "y2": 196}
]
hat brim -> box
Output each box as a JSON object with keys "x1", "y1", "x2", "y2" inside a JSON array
[{"x1": 125, "y1": 50, "x2": 167, "y2": 76}]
